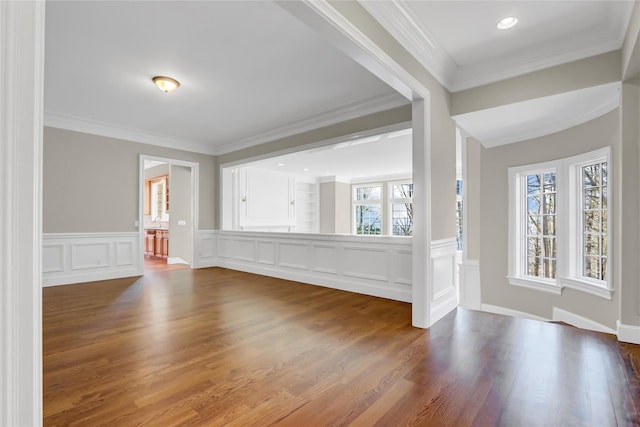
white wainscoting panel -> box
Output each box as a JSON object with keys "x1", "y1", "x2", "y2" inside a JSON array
[
  {"x1": 214, "y1": 231, "x2": 413, "y2": 302},
  {"x1": 430, "y1": 238, "x2": 459, "y2": 325},
  {"x1": 43, "y1": 233, "x2": 141, "y2": 286},
  {"x1": 459, "y1": 259, "x2": 481, "y2": 310},
  {"x1": 194, "y1": 230, "x2": 217, "y2": 268}
]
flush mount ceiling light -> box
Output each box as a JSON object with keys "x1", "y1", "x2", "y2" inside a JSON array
[
  {"x1": 497, "y1": 16, "x2": 518, "y2": 30},
  {"x1": 152, "y1": 76, "x2": 180, "y2": 93}
]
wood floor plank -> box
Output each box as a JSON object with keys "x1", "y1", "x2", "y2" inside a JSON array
[{"x1": 43, "y1": 266, "x2": 640, "y2": 426}]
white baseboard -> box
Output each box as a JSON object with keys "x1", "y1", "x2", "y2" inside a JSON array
[
  {"x1": 552, "y1": 307, "x2": 615, "y2": 334},
  {"x1": 617, "y1": 320, "x2": 640, "y2": 344},
  {"x1": 430, "y1": 288, "x2": 458, "y2": 325},
  {"x1": 167, "y1": 257, "x2": 188, "y2": 265},
  {"x1": 43, "y1": 232, "x2": 142, "y2": 287},
  {"x1": 481, "y1": 303, "x2": 550, "y2": 322}
]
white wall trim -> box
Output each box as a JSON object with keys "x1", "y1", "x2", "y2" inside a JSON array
[
  {"x1": 43, "y1": 233, "x2": 142, "y2": 287},
  {"x1": 552, "y1": 307, "x2": 616, "y2": 334},
  {"x1": 481, "y1": 304, "x2": 551, "y2": 322},
  {"x1": 429, "y1": 238, "x2": 458, "y2": 326},
  {"x1": 194, "y1": 230, "x2": 218, "y2": 268},
  {"x1": 0, "y1": 1, "x2": 45, "y2": 424},
  {"x1": 617, "y1": 320, "x2": 640, "y2": 344},
  {"x1": 44, "y1": 111, "x2": 218, "y2": 155},
  {"x1": 212, "y1": 230, "x2": 412, "y2": 302},
  {"x1": 214, "y1": 93, "x2": 408, "y2": 155},
  {"x1": 45, "y1": 93, "x2": 408, "y2": 157},
  {"x1": 361, "y1": 0, "x2": 633, "y2": 92},
  {"x1": 459, "y1": 259, "x2": 481, "y2": 310},
  {"x1": 358, "y1": 0, "x2": 457, "y2": 90}
]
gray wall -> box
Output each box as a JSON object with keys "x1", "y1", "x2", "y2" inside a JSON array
[
  {"x1": 168, "y1": 165, "x2": 193, "y2": 263},
  {"x1": 43, "y1": 127, "x2": 216, "y2": 233},
  {"x1": 319, "y1": 181, "x2": 353, "y2": 234},
  {"x1": 478, "y1": 110, "x2": 620, "y2": 328}
]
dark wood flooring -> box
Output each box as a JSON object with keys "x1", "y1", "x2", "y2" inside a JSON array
[{"x1": 43, "y1": 267, "x2": 640, "y2": 426}]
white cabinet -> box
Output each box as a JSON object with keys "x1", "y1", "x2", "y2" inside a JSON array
[{"x1": 238, "y1": 168, "x2": 296, "y2": 230}]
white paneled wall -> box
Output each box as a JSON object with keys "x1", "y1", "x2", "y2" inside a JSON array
[
  {"x1": 44, "y1": 230, "x2": 460, "y2": 317},
  {"x1": 430, "y1": 238, "x2": 459, "y2": 323},
  {"x1": 213, "y1": 231, "x2": 413, "y2": 302},
  {"x1": 42, "y1": 233, "x2": 141, "y2": 286}
]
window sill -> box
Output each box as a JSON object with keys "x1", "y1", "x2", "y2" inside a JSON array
[
  {"x1": 507, "y1": 276, "x2": 563, "y2": 295},
  {"x1": 559, "y1": 277, "x2": 613, "y2": 300}
]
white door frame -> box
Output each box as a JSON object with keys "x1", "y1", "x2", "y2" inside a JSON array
[
  {"x1": 0, "y1": 1, "x2": 45, "y2": 424},
  {"x1": 139, "y1": 155, "x2": 199, "y2": 269}
]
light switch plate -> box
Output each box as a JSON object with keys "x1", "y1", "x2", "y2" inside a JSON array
[{"x1": 177, "y1": 220, "x2": 187, "y2": 226}]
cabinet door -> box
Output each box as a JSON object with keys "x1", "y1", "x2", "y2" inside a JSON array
[{"x1": 154, "y1": 233, "x2": 163, "y2": 257}]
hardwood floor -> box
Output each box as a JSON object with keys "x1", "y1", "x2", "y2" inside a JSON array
[{"x1": 43, "y1": 268, "x2": 640, "y2": 426}]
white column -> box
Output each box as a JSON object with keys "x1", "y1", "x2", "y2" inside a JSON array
[
  {"x1": 0, "y1": 1, "x2": 45, "y2": 424},
  {"x1": 412, "y1": 99, "x2": 432, "y2": 328}
]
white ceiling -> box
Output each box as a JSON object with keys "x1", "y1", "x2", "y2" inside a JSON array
[
  {"x1": 361, "y1": 0, "x2": 634, "y2": 92},
  {"x1": 44, "y1": 1, "x2": 405, "y2": 155},
  {"x1": 453, "y1": 83, "x2": 620, "y2": 148},
  {"x1": 237, "y1": 128, "x2": 412, "y2": 182}
]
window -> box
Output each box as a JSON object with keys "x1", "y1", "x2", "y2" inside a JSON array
[
  {"x1": 389, "y1": 181, "x2": 413, "y2": 236},
  {"x1": 580, "y1": 161, "x2": 607, "y2": 281},
  {"x1": 353, "y1": 184, "x2": 382, "y2": 235},
  {"x1": 508, "y1": 147, "x2": 612, "y2": 299},
  {"x1": 524, "y1": 171, "x2": 557, "y2": 280}
]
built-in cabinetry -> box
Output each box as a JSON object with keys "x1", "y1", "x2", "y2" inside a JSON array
[
  {"x1": 295, "y1": 181, "x2": 319, "y2": 233},
  {"x1": 144, "y1": 229, "x2": 168, "y2": 258},
  {"x1": 235, "y1": 168, "x2": 319, "y2": 232}
]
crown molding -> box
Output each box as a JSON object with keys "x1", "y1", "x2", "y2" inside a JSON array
[
  {"x1": 213, "y1": 92, "x2": 409, "y2": 155},
  {"x1": 45, "y1": 92, "x2": 408, "y2": 157},
  {"x1": 452, "y1": 33, "x2": 622, "y2": 92},
  {"x1": 360, "y1": 0, "x2": 631, "y2": 93},
  {"x1": 358, "y1": 0, "x2": 457, "y2": 90},
  {"x1": 44, "y1": 112, "x2": 218, "y2": 155}
]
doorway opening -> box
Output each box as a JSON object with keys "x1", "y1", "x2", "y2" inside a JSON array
[{"x1": 139, "y1": 155, "x2": 198, "y2": 273}]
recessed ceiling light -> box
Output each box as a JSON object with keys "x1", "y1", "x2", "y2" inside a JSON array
[
  {"x1": 152, "y1": 76, "x2": 180, "y2": 93},
  {"x1": 497, "y1": 16, "x2": 518, "y2": 30},
  {"x1": 277, "y1": 163, "x2": 285, "y2": 167},
  {"x1": 303, "y1": 168, "x2": 309, "y2": 172}
]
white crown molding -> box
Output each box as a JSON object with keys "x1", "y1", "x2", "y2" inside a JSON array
[
  {"x1": 214, "y1": 92, "x2": 409, "y2": 155},
  {"x1": 44, "y1": 111, "x2": 219, "y2": 156},
  {"x1": 479, "y1": 90, "x2": 619, "y2": 148},
  {"x1": 358, "y1": 0, "x2": 457, "y2": 90},
  {"x1": 360, "y1": 0, "x2": 630, "y2": 93},
  {"x1": 453, "y1": 34, "x2": 622, "y2": 92},
  {"x1": 45, "y1": 92, "x2": 408, "y2": 157}
]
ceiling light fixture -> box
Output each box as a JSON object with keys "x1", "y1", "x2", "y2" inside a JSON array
[
  {"x1": 277, "y1": 163, "x2": 285, "y2": 167},
  {"x1": 497, "y1": 16, "x2": 518, "y2": 30},
  {"x1": 152, "y1": 76, "x2": 180, "y2": 93}
]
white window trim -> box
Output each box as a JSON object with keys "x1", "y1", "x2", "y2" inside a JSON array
[
  {"x1": 352, "y1": 183, "x2": 383, "y2": 235},
  {"x1": 558, "y1": 146, "x2": 612, "y2": 300},
  {"x1": 508, "y1": 160, "x2": 561, "y2": 295},
  {"x1": 508, "y1": 147, "x2": 613, "y2": 299},
  {"x1": 388, "y1": 180, "x2": 413, "y2": 237}
]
